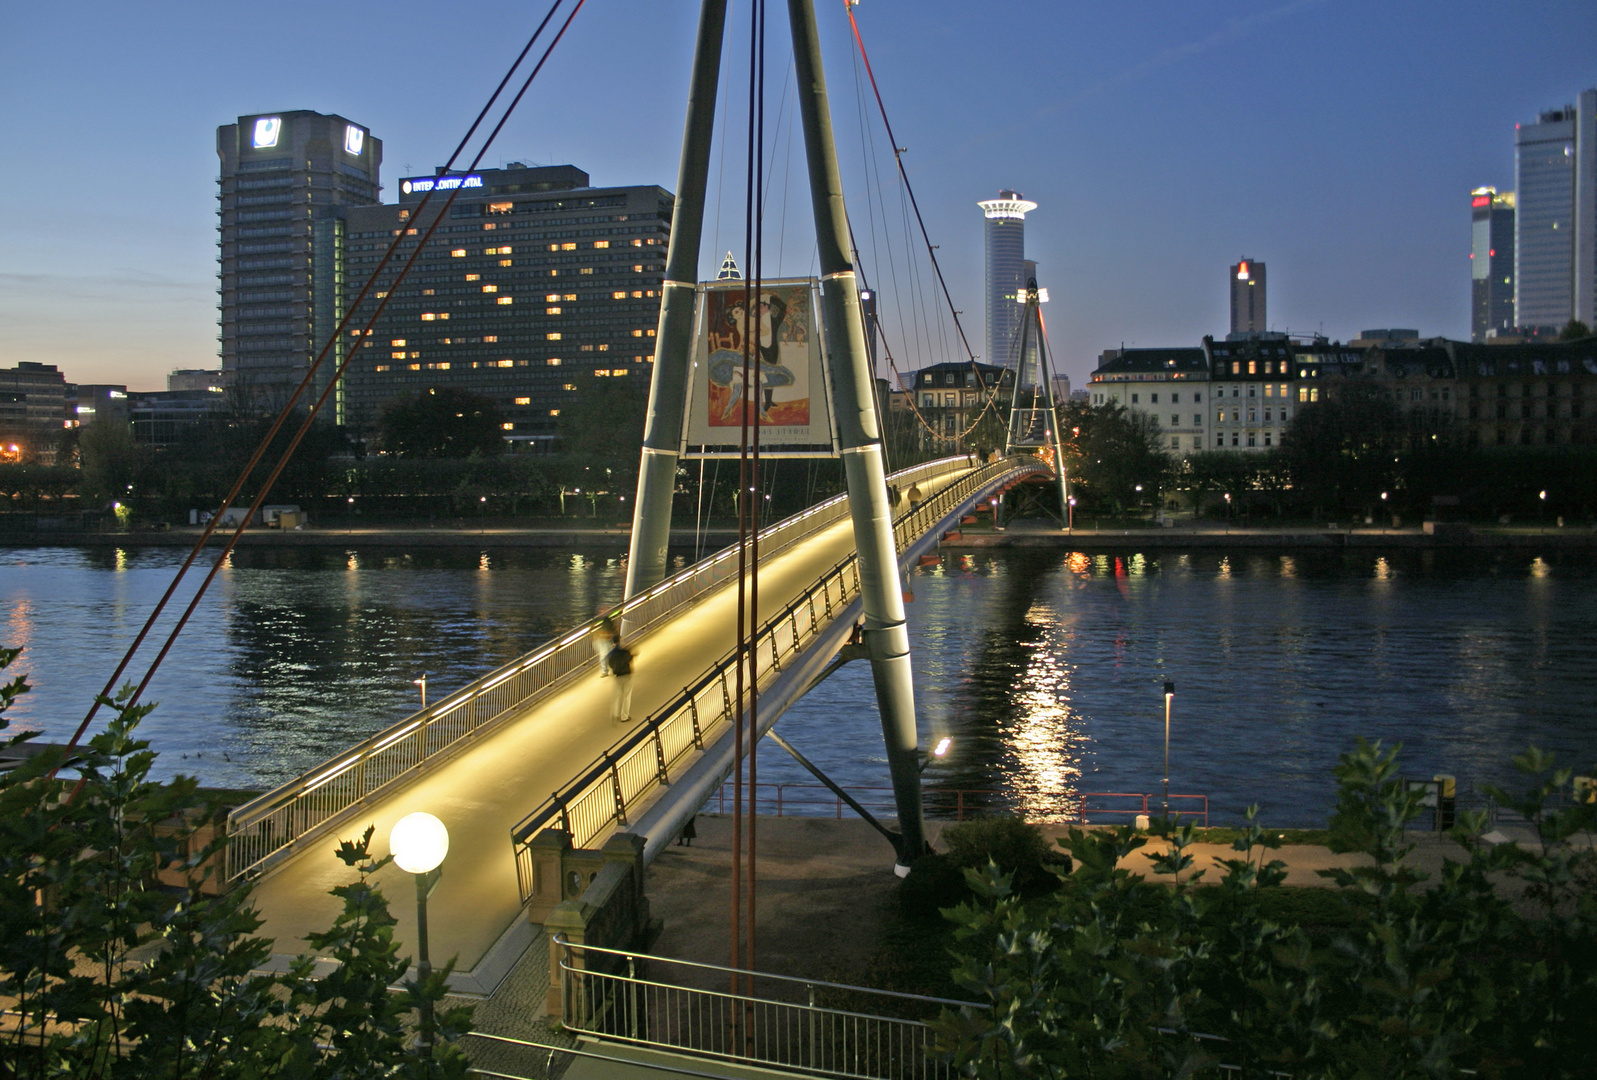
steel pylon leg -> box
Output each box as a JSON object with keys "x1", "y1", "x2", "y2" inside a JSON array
[
  {"x1": 625, "y1": 0, "x2": 729, "y2": 599},
  {"x1": 787, "y1": 0, "x2": 926, "y2": 872}
]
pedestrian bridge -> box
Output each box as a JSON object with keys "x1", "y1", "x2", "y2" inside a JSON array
[{"x1": 229, "y1": 454, "x2": 1048, "y2": 991}]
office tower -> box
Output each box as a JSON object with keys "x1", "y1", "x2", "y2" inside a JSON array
[
  {"x1": 336, "y1": 164, "x2": 672, "y2": 448},
  {"x1": 978, "y1": 190, "x2": 1037, "y2": 366},
  {"x1": 1514, "y1": 89, "x2": 1597, "y2": 332},
  {"x1": 1470, "y1": 187, "x2": 1516, "y2": 341},
  {"x1": 217, "y1": 111, "x2": 382, "y2": 409},
  {"x1": 1228, "y1": 258, "x2": 1266, "y2": 339}
]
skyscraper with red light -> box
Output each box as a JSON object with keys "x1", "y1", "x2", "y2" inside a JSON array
[
  {"x1": 1228, "y1": 258, "x2": 1266, "y2": 339},
  {"x1": 1470, "y1": 187, "x2": 1516, "y2": 341}
]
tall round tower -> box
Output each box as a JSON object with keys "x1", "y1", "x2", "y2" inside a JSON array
[{"x1": 979, "y1": 190, "x2": 1037, "y2": 367}]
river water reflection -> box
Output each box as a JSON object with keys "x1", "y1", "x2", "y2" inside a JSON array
[{"x1": 1, "y1": 544, "x2": 1592, "y2": 824}]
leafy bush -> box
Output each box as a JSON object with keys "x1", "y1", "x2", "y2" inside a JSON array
[
  {"x1": 935, "y1": 739, "x2": 1597, "y2": 1078},
  {"x1": 941, "y1": 814, "x2": 1069, "y2": 895},
  {"x1": 0, "y1": 647, "x2": 473, "y2": 1078}
]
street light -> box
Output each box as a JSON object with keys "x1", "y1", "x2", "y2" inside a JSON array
[
  {"x1": 390, "y1": 812, "x2": 449, "y2": 1060},
  {"x1": 1162, "y1": 681, "x2": 1175, "y2": 819},
  {"x1": 921, "y1": 737, "x2": 952, "y2": 772},
  {"x1": 413, "y1": 674, "x2": 428, "y2": 708}
]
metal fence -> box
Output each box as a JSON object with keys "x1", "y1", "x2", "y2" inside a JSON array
[
  {"x1": 555, "y1": 935, "x2": 980, "y2": 1080},
  {"x1": 510, "y1": 457, "x2": 1048, "y2": 900},
  {"x1": 222, "y1": 456, "x2": 986, "y2": 883},
  {"x1": 706, "y1": 782, "x2": 1211, "y2": 827}
]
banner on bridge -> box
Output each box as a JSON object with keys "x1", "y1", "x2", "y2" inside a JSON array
[{"x1": 681, "y1": 278, "x2": 840, "y2": 458}]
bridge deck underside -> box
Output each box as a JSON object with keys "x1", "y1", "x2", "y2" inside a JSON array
[{"x1": 247, "y1": 467, "x2": 979, "y2": 978}]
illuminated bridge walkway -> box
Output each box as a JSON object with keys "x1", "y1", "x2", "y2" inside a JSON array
[{"x1": 231, "y1": 455, "x2": 1047, "y2": 990}]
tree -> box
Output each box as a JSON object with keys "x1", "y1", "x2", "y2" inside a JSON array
[
  {"x1": 1057, "y1": 399, "x2": 1172, "y2": 514},
  {"x1": 381, "y1": 388, "x2": 505, "y2": 459},
  {"x1": 1279, "y1": 382, "x2": 1407, "y2": 515},
  {"x1": 1559, "y1": 319, "x2": 1591, "y2": 341},
  {"x1": 558, "y1": 373, "x2": 648, "y2": 468},
  {"x1": 76, "y1": 420, "x2": 149, "y2": 507},
  {"x1": 936, "y1": 739, "x2": 1597, "y2": 1077}
]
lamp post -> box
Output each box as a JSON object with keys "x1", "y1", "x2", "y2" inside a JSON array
[
  {"x1": 390, "y1": 812, "x2": 449, "y2": 1060},
  {"x1": 413, "y1": 674, "x2": 428, "y2": 709},
  {"x1": 1162, "y1": 681, "x2": 1175, "y2": 819}
]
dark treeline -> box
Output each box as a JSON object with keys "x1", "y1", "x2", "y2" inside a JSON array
[{"x1": 3, "y1": 386, "x2": 1593, "y2": 528}]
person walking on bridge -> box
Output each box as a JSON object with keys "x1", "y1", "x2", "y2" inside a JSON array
[
  {"x1": 592, "y1": 614, "x2": 617, "y2": 677},
  {"x1": 607, "y1": 637, "x2": 635, "y2": 724},
  {"x1": 907, "y1": 483, "x2": 923, "y2": 509}
]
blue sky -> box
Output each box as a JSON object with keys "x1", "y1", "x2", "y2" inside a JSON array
[{"x1": 1, "y1": 1, "x2": 1594, "y2": 391}]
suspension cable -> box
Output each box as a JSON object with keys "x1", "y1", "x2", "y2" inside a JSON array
[{"x1": 57, "y1": 0, "x2": 585, "y2": 773}]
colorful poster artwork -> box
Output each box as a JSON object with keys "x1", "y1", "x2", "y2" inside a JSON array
[{"x1": 702, "y1": 283, "x2": 812, "y2": 428}]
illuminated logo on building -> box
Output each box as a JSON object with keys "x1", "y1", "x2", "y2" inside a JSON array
[
  {"x1": 344, "y1": 125, "x2": 365, "y2": 155},
  {"x1": 252, "y1": 117, "x2": 282, "y2": 148},
  {"x1": 1237, "y1": 261, "x2": 1250, "y2": 280},
  {"x1": 400, "y1": 175, "x2": 483, "y2": 196},
  {"x1": 1471, "y1": 195, "x2": 1491, "y2": 208}
]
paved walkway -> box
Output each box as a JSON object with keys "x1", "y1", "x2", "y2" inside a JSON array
[{"x1": 247, "y1": 469, "x2": 976, "y2": 982}]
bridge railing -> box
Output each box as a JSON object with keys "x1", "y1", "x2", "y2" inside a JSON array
[
  {"x1": 510, "y1": 456, "x2": 1049, "y2": 900},
  {"x1": 223, "y1": 455, "x2": 985, "y2": 883}
]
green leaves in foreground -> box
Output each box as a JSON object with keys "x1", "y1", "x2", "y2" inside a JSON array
[
  {"x1": 0, "y1": 649, "x2": 473, "y2": 1079},
  {"x1": 936, "y1": 738, "x2": 1597, "y2": 1079}
]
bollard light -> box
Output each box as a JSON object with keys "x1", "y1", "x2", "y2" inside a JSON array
[{"x1": 1162, "y1": 681, "x2": 1175, "y2": 820}]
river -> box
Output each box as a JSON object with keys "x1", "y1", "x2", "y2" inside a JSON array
[{"x1": 1, "y1": 543, "x2": 1591, "y2": 825}]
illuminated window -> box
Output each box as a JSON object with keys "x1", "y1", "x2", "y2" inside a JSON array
[
  {"x1": 547, "y1": 307, "x2": 562, "y2": 315},
  {"x1": 548, "y1": 244, "x2": 560, "y2": 252},
  {"x1": 499, "y1": 259, "x2": 512, "y2": 266},
  {"x1": 409, "y1": 351, "x2": 421, "y2": 359},
  {"x1": 563, "y1": 383, "x2": 577, "y2": 391},
  {"x1": 564, "y1": 293, "x2": 577, "y2": 301},
  {"x1": 451, "y1": 249, "x2": 467, "y2": 257},
  {"x1": 408, "y1": 363, "x2": 421, "y2": 371},
  {"x1": 375, "y1": 364, "x2": 390, "y2": 372},
  {"x1": 546, "y1": 293, "x2": 562, "y2": 302},
  {"x1": 398, "y1": 210, "x2": 410, "y2": 221},
  {"x1": 362, "y1": 340, "x2": 373, "y2": 347},
  {"x1": 549, "y1": 409, "x2": 560, "y2": 416},
  {"x1": 632, "y1": 265, "x2": 644, "y2": 272},
  {"x1": 1265, "y1": 384, "x2": 1273, "y2": 397},
  {"x1": 391, "y1": 339, "x2": 406, "y2": 346},
  {"x1": 594, "y1": 240, "x2": 609, "y2": 248},
  {"x1": 1248, "y1": 361, "x2": 1257, "y2": 375},
  {"x1": 428, "y1": 362, "x2": 451, "y2": 370},
  {"x1": 488, "y1": 201, "x2": 513, "y2": 215},
  {"x1": 632, "y1": 290, "x2": 643, "y2": 298},
  {"x1": 407, "y1": 228, "x2": 418, "y2": 236},
  {"x1": 561, "y1": 242, "x2": 577, "y2": 251},
  {"x1": 613, "y1": 291, "x2": 628, "y2": 299},
  {"x1": 391, "y1": 351, "x2": 407, "y2": 360},
  {"x1": 421, "y1": 313, "x2": 437, "y2": 321},
  {"x1": 496, "y1": 359, "x2": 513, "y2": 368},
  {"x1": 497, "y1": 296, "x2": 513, "y2": 305},
  {"x1": 515, "y1": 396, "x2": 531, "y2": 405},
  {"x1": 422, "y1": 289, "x2": 435, "y2": 296},
  {"x1": 631, "y1": 238, "x2": 643, "y2": 247},
  {"x1": 580, "y1": 267, "x2": 594, "y2": 274},
  {"x1": 502, "y1": 422, "x2": 515, "y2": 430},
  {"x1": 547, "y1": 332, "x2": 562, "y2": 340},
  {"x1": 465, "y1": 274, "x2": 480, "y2": 281},
  {"x1": 483, "y1": 222, "x2": 496, "y2": 230},
  {"x1": 632, "y1": 329, "x2": 644, "y2": 337},
  {"x1": 483, "y1": 335, "x2": 498, "y2": 343},
  {"x1": 1231, "y1": 362, "x2": 1240, "y2": 374},
  {"x1": 596, "y1": 344, "x2": 608, "y2": 351},
  {"x1": 547, "y1": 358, "x2": 561, "y2": 366},
  {"x1": 581, "y1": 344, "x2": 595, "y2": 352},
  {"x1": 482, "y1": 284, "x2": 498, "y2": 293}
]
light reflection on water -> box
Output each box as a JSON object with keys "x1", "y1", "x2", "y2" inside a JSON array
[{"x1": 0, "y1": 544, "x2": 1592, "y2": 825}]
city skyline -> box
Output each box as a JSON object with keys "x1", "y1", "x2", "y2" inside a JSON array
[{"x1": 2, "y1": 1, "x2": 1595, "y2": 393}]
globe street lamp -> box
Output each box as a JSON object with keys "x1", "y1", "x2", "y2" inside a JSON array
[
  {"x1": 1162, "y1": 681, "x2": 1175, "y2": 819},
  {"x1": 390, "y1": 812, "x2": 449, "y2": 1059}
]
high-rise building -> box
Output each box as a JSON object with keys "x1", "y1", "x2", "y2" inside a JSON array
[
  {"x1": 1228, "y1": 258, "x2": 1266, "y2": 339},
  {"x1": 1513, "y1": 90, "x2": 1597, "y2": 332},
  {"x1": 978, "y1": 190, "x2": 1037, "y2": 366},
  {"x1": 1470, "y1": 187, "x2": 1516, "y2": 341},
  {"x1": 335, "y1": 164, "x2": 672, "y2": 448},
  {"x1": 216, "y1": 111, "x2": 382, "y2": 409}
]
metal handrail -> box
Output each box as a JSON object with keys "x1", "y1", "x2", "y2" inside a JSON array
[
  {"x1": 222, "y1": 456, "x2": 985, "y2": 882},
  {"x1": 510, "y1": 457, "x2": 1049, "y2": 900},
  {"x1": 708, "y1": 781, "x2": 1211, "y2": 827},
  {"x1": 555, "y1": 935, "x2": 980, "y2": 1080}
]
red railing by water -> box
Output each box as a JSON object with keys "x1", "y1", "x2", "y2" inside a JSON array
[{"x1": 710, "y1": 782, "x2": 1209, "y2": 827}]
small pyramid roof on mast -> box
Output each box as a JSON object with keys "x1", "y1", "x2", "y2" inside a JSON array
[{"x1": 716, "y1": 251, "x2": 742, "y2": 280}]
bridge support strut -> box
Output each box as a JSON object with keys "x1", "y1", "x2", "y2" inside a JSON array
[
  {"x1": 787, "y1": 0, "x2": 927, "y2": 872},
  {"x1": 625, "y1": 0, "x2": 729, "y2": 599}
]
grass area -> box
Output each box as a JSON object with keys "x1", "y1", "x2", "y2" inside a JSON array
[{"x1": 1164, "y1": 826, "x2": 1336, "y2": 846}]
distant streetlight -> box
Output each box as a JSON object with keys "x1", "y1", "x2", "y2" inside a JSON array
[
  {"x1": 1067, "y1": 496, "x2": 1077, "y2": 532},
  {"x1": 390, "y1": 812, "x2": 449, "y2": 1061},
  {"x1": 1162, "y1": 681, "x2": 1175, "y2": 819},
  {"x1": 921, "y1": 737, "x2": 952, "y2": 772},
  {"x1": 414, "y1": 674, "x2": 428, "y2": 708}
]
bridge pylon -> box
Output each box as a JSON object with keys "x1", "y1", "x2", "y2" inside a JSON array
[
  {"x1": 624, "y1": 0, "x2": 927, "y2": 871},
  {"x1": 1003, "y1": 278, "x2": 1072, "y2": 525}
]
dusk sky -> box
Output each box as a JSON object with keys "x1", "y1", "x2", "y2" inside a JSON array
[{"x1": 2, "y1": 1, "x2": 1594, "y2": 392}]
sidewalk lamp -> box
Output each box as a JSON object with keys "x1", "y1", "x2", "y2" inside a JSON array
[
  {"x1": 413, "y1": 673, "x2": 428, "y2": 709},
  {"x1": 390, "y1": 812, "x2": 449, "y2": 1060},
  {"x1": 1162, "y1": 681, "x2": 1175, "y2": 818},
  {"x1": 1067, "y1": 496, "x2": 1077, "y2": 532},
  {"x1": 921, "y1": 737, "x2": 952, "y2": 772}
]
